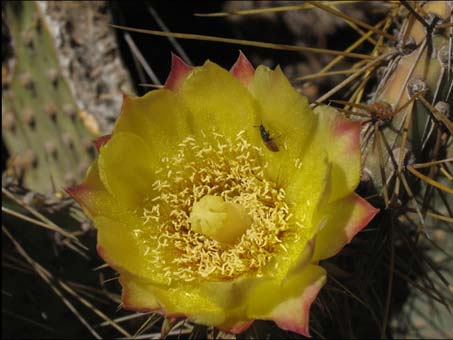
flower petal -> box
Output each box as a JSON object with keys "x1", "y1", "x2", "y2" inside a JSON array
[
  {"x1": 286, "y1": 146, "x2": 330, "y2": 214},
  {"x1": 230, "y1": 51, "x2": 255, "y2": 87},
  {"x1": 218, "y1": 320, "x2": 254, "y2": 334},
  {"x1": 164, "y1": 53, "x2": 192, "y2": 91},
  {"x1": 247, "y1": 264, "x2": 326, "y2": 337},
  {"x1": 95, "y1": 216, "x2": 169, "y2": 284},
  {"x1": 67, "y1": 159, "x2": 103, "y2": 193},
  {"x1": 68, "y1": 187, "x2": 120, "y2": 220},
  {"x1": 248, "y1": 65, "x2": 317, "y2": 186},
  {"x1": 93, "y1": 134, "x2": 111, "y2": 151},
  {"x1": 312, "y1": 193, "x2": 379, "y2": 261},
  {"x1": 155, "y1": 287, "x2": 228, "y2": 325},
  {"x1": 314, "y1": 105, "x2": 361, "y2": 203},
  {"x1": 179, "y1": 60, "x2": 259, "y2": 142},
  {"x1": 120, "y1": 273, "x2": 161, "y2": 312},
  {"x1": 261, "y1": 161, "x2": 330, "y2": 282},
  {"x1": 66, "y1": 160, "x2": 120, "y2": 219},
  {"x1": 119, "y1": 273, "x2": 229, "y2": 326},
  {"x1": 98, "y1": 132, "x2": 156, "y2": 209},
  {"x1": 113, "y1": 90, "x2": 193, "y2": 170}
]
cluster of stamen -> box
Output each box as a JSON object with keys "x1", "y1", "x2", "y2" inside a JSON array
[{"x1": 139, "y1": 130, "x2": 293, "y2": 283}]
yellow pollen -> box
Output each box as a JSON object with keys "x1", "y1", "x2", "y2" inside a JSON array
[
  {"x1": 140, "y1": 129, "x2": 297, "y2": 283},
  {"x1": 188, "y1": 195, "x2": 252, "y2": 244}
]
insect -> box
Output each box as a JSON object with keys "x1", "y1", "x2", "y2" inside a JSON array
[{"x1": 257, "y1": 124, "x2": 279, "y2": 152}]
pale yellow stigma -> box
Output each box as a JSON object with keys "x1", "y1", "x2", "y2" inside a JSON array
[{"x1": 188, "y1": 195, "x2": 252, "y2": 244}]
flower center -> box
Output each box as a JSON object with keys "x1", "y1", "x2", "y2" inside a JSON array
[
  {"x1": 139, "y1": 130, "x2": 298, "y2": 283},
  {"x1": 188, "y1": 195, "x2": 252, "y2": 244}
]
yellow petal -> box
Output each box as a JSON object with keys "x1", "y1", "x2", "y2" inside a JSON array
[
  {"x1": 119, "y1": 272, "x2": 228, "y2": 326},
  {"x1": 82, "y1": 159, "x2": 103, "y2": 189},
  {"x1": 312, "y1": 193, "x2": 379, "y2": 261},
  {"x1": 179, "y1": 60, "x2": 259, "y2": 143},
  {"x1": 113, "y1": 90, "x2": 193, "y2": 169},
  {"x1": 120, "y1": 273, "x2": 161, "y2": 312},
  {"x1": 248, "y1": 65, "x2": 332, "y2": 246},
  {"x1": 73, "y1": 189, "x2": 121, "y2": 220},
  {"x1": 95, "y1": 215, "x2": 168, "y2": 285},
  {"x1": 155, "y1": 286, "x2": 230, "y2": 326},
  {"x1": 247, "y1": 264, "x2": 326, "y2": 337},
  {"x1": 314, "y1": 105, "x2": 361, "y2": 203},
  {"x1": 248, "y1": 65, "x2": 317, "y2": 186},
  {"x1": 198, "y1": 276, "x2": 259, "y2": 311},
  {"x1": 127, "y1": 274, "x2": 258, "y2": 330},
  {"x1": 66, "y1": 160, "x2": 120, "y2": 220},
  {"x1": 286, "y1": 147, "x2": 331, "y2": 218},
  {"x1": 260, "y1": 161, "x2": 330, "y2": 282},
  {"x1": 98, "y1": 132, "x2": 155, "y2": 209}
]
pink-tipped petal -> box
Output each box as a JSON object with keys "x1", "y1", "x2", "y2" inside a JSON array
[
  {"x1": 230, "y1": 51, "x2": 255, "y2": 86},
  {"x1": 66, "y1": 183, "x2": 92, "y2": 216},
  {"x1": 164, "y1": 53, "x2": 192, "y2": 91},
  {"x1": 96, "y1": 244, "x2": 106, "y2": 261},
  {"x1": 269, "y1": 274, "x2": 326, "y2": 337},
  {"x1": 93, "y1": 134, "x2": 111, "y2": 151},
  {"x1": 312, "y1": 193, "x2": 379, "y2": 261},
  {"x1": 344, "y1": 194, "x2": 379, "y2": 242},
  {"x1": 332, "y1": 118, "x2": 361, "y2": 153},
  {"x1": 228, "y1": 320, "x2": 254, "y2": 334},
  {"x1": 65, "y1": 159, "x2": 122, "y2": 219},
  {"x1": 68, "y1": 186, "x2": 119, "y2": 219},
  {"x1": 247, "y1": 265, "x2": 326, "y2": 337},
  {"x1": 65, "y1": 183, "x2": 89, "y2": 204},
  {"x1": 314, "y1": 105, "x2": 362, "y2": 203},
  {"x1": 217, "y1": 320, "x2": 254, "y2": 334},
  {"x1": 66, "y1": 159, "x2": 104, "y2": 195}
]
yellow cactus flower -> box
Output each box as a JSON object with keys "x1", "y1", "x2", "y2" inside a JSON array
[{"x1": 68, "y1": 52, "x2": 378, "y2": 336}]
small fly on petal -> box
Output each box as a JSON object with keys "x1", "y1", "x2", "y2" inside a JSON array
[{"x1": 258, "y1": 124, "x2": 279, "y2": 152}]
